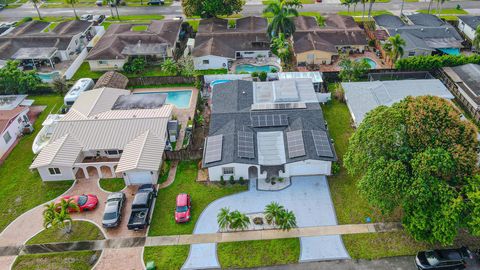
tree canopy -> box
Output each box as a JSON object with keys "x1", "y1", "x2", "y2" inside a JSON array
[
  {"x1": 338, "y1": 54, "x2": 370, "y2": 82},
  {"x1": 264, "y1": 0, "x2": 301, "y2": 38},
  {"x1": 0, "y1": 60, "x2": 42, "y2": 95},
  {"x1": 344, "y1": 96, "x2": 480, "y2": 245},
  {"x1": 182, "y1": 0, "x2": 244, "y2": 18}
]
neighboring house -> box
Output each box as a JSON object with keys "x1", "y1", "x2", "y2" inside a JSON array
[
  {"x1": 457, "y1": 16, "x2": 480, "y2": 43},
  {"x1": 0, "y1": 20, "x2": 95, "y2": 69},
  {"x1": 0, "y1": 95, "x2": 33, "y2": 159},
  {"x1": 442, "y1": 64, "x2": 480, "y2": 121},
  {"x1": 342, "y1": 78, "x2": 454, "y2": 126},
  {"x1": 94, "y1": 71, "x2": 129, "y2": 89},
  {"x1": 292, "y1": 15, "x2": 368, "y2": 66},
  {"x1": 192, "y1": 17, "x2": 271, "y2": 70},
  {"x1": 30, "y1": 87, "x2": 173, "y2": 185},
  {"x1": 86, "y1": 20, "x2": 183, "y2": 71},
  {"x1": 203, "y1": 78, "x2": 336, "y2": 181},
  {"x1": 373, "y1": 14, "x2": 463, "y2": 57}
]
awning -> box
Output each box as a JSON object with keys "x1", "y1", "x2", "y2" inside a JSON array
[
  {"x1": 438, "y1": 48, "x2": 460, "y2": 56},
  {"x1": 12, "y1": 47, "x2": 57, "y2": 60}
]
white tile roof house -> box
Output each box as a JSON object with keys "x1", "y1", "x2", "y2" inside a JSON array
[{"x1": 30, "y1": 87, "x2": 173, "y2": 185}]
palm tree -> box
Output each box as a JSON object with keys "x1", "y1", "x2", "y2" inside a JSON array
[
  {"x1": 400, "y1": 0, "x2": 405, "y2": 15},
  {"x1": 270, "y1": 33, "x2": 291, "y2": 67},
  {"x1": 43, "y1": 198, "x2": 79, "y2": 234},
  {"x1": 361, "y1": 0, "x2": 367, "y2": 21},
  {"x1": 473, "y1": 25, "x2": 480, "y2": 52},
  {"x1": 276, "y1": 209, "x2": 297, "y2": 231},
  {"x1": 427, "y1": 0, "x2": 434, "y2": 14},
  {"x1": 217, "y1": 207, "x2": 231, "y2": 231},
  {"x1": 436, "y1": 0, "x2": 448, "y2": 16},
  {"x1": 31, "y1": 0, "x2": 43, "y2": 20},
  {"x1": 367, "y1": 0, "x2": 376, "y2": 20},
  {"x1": 161, "y1": 58, "x2": 179, "y2": 75},
  {"x1": 383, "y1": 34, "x2": 406, "y2": 67},
  {"x1": 264, "y1": 202, "x2": 285, "y2": 225},
  {"x1": 341, "y1": 0, "x2": 354, "y2": 13},
  {"x1": 64, "y1": 0, "x2": 79, "y2": 19},
  {"x1": 228, "y1": 210, "x2": 250, "y2": 231},
  {"x1": 263, "y1": 0, "x2": 301, "y2": 38},
  {"x1": 43, "y1": 202, "x2": 57, "y2": 228}
]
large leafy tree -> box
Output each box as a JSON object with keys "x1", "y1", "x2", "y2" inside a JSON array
[
  {"x1": 270, "y1": 33, "x2": 292, "y2": 68},
  {"x1": 0, "y1": 60, "x2": 41, "y2": 95},
  {"x1": 383, "y1": 34, "x2": 406, "y2": 67},
  {"x1": 338, "y1": 54, "x2": 370, "y2": 82},
  {"x1": 344, "y1": 96, "x2": 480, "y2": 245},
  {"x1": 473, "y1": 25, "x2": 480, "y2": 52},
  {"x1": 182, "y1": 0, "x2": 244, "y2": 18},
  {"x1": 264, "y1": 0, "x2": 301, "y2": 38}
]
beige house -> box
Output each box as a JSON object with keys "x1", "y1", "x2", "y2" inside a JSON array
[
  {"x1": 86, "y1": 20, "x2": 183, "y2": 71},
  {"x1": 293, "y1": 15, "x2": 368, "y2": 66},
  {"x1": 30, "y1": 87, "x2": 173, "y2": 185}
]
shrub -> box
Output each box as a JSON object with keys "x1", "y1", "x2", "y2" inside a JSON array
[
  {"x1": 332, "y1": 162, "x2": 340, "y2": 175},
  {"x1": 220, "y1": 175, "x2": 226, "y2": 185},
  {"x1": 368, "y1": 39, "x2": 376, "y2": 47},
  {"x1": 229, "y1": 175, "x2": 235, "y2": 185},
  {"x1": 259, "y1": 71, "x2": 267, "y2": 81},
  {"x1": 251, "y1": 71, "x2": 259, "y2": 78},
  {"x1": 239, "y1": 177, "x2": 245, "y2": 185},
  {"x1": 123, "y1": 58, "x2": 146, "y2": 74},
  {"x1": 395, "y1": 54, "x2": 480, "y2": 71},
  {"x1": 333, "y1": 84, "x2": 345, "y2": 102}
]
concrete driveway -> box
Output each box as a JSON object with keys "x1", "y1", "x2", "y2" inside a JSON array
[{"x1": 182, "y1": 175, "x2": 349, "y2": 269}]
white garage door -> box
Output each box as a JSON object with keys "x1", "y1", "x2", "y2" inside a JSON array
[{"x1": 127, "y1": 171, "x2": 152, "y2": 185}]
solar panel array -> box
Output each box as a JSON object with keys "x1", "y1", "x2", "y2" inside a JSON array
[
  {"x1": 204, "y1": 135, "x2": 223, "y2": 163},
  {"x1": 251, "y1": 114, "x2": 288, "y2": 127},
  {"x1": 237, "y1": 131, "x2": 255, "y2": 159},
  {"x1": 251, "y1": 102, "x2": 307, "y2": 111},
  {"x1": 311, "y1": 130, "x2": 334, "y2": 158},
  {"x1": 286, "y1": 130, "x2": 306, "y2": 158}
]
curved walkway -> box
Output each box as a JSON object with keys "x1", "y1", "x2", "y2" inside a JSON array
[{"x1": 182, "y1": 176, "x2": 350, "y2": 270}]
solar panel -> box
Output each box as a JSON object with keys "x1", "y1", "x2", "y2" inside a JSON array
[
  {"x1": 237, "y1": 131, "x2": 255, "y2": 159},
  {"x1": 204, "y1": 135, "x2": 223, "y2": 163},
  {"x1": 251, "y1": 102, "x2": 307, "y2": 111},
  {"x1": 286, "y1": 130, "x2": 306, "y2": 158},
  {"x1": 251, "y1": 114, "x2": 288, "y2": 127},
  {"x1": 311, "y1": 130, "x2": 334, "y2": 158}
]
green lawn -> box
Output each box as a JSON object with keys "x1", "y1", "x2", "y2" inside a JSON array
[
  {"x1": 263, "y1": 0, "x2": 313, "y2": 4},
  {"x1": 195, "y1": 69, "x2": 228, "y2": 75},
  {"x1": 99, "y1": 178, "x2": 126, "y2": 192},
  {"x1": 144, "y1": 246, "x2": 190, "y2": 270},
  {"x1": 186, "y1": 20, "x2": 199, "y2": 32},
  {"x1": 71, "y1": 62, "x2": 104, "y2": 80},
  {"x1": 105, "y1": 14, "x2": 165, "y2": 21},
  {"x1": 217, "y1": 238, "x2": 300, "y2": 268},
  {"x1": 13, "y1": 251, "x2": 101, "y2": 270},
  {"x1": 337, "y1": 10, "x2": 392, "y2": 21},
  {"x1": 417, "y1": 8, "x2": 468, "y2": 14},
  {"x1": 0, "y1": 95, "x2": 73, "y2": 233},
  {"x1": 131, "y1": 24, "x2": 149, "y2": 31},
  {"x1": 148, "y1": 161, "x2": 247, "y2": 236},
  {"x1": 27, "y1": 220, "x2": 104, "y2": 244}
]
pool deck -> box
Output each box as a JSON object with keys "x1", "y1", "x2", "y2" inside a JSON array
[
  {"x1": 230, "y1": 57, "x2": 281, "y2": 73},
  {"x1": 132, "y1": 87, "x2": 198, "y2": 151},
  {"x1": 316, "y1": 51, "x2": 389, "y2": 72}
]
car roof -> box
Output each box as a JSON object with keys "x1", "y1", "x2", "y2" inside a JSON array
[
  {"x1": 176, "y1": 194, "x2": 188, "y2": 205},
  {"x1": 107, "y1": 192, "x2": 124, "y2": 201},
  {"x1": 436, "y1": 249, "x2": 463, "y2": 261},
  {"x1": 105, "y1": 201, "x2": 120, "y2": 212}
]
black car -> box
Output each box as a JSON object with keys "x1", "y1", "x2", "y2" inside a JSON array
[
  {"x1": 102, "y1": 192, "x2": 126, "y2": 228},
  {"x1": 416, "y1": 247, "x2": 480, "y2": 270},
  {"x1": 147, "y1": 0, "x2": 164, "y2": 5},
  {"x1": 91, "y1": 15, "x2": 106, "y2": 25},
  {"x1": 127, "y1": 184, "x2": 157, "y2": 231}
]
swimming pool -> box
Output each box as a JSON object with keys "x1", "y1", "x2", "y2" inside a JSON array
[
  {"x1": 210, "y1": 80, "x2": 231, "y2": 87},
  {"x1": 135, "y1": 90, "x2": 192, "y2": 109},
  {"x1": 355, "y1": 57, "x2": 377, "y2": 69},
  {"x1": 37, "y1": 71, "x2": 61, "y2": 82},
  {"x1": 235, "y1": 64, "x2": 278, "y2": 74}
]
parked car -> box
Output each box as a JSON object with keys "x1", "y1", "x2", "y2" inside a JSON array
[
  {"x1": 0, "y1": 4, "x2": 5, "y2": 10},
  {"x1": 147, "y1": 0, "x2": 164, "y2": 5},
  {"x1": 58, "y1": 194, "x2": 98, "y2": 212},
  {"x1": 127, "y1": 184, "x2": 157, "y2": 231},
  {"x1": 415, "y1": 247, "x2": 480, "y2": 270},
  {"x1": 102, "y1": 192, "x2": 126, "y2": 228},
  {"x1": 109, "y1": 0, "x2": 121, "y2": 7},
  {"x1": 174, "y1": 193, "x2": 191, "y2": 223},
  {"x1": 90, "y1": 15, "x2": 106, "y2": 25},
  {"x1": 95, "y1": 0, "x2": 103, "y2": 5},
  {"x1": 80, "y1": 14, "x2": 93, "y2": 21}
]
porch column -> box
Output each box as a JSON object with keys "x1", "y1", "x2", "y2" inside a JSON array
[
  {"x1": 96, "y1": 166, "x2": 103, "y2": 179},
  {"x1": 110, "y1": 165, "x2": 116, "y2": 178},
  {"x1": 82, "y1": 167, "x2": 89, "y2": 179}
]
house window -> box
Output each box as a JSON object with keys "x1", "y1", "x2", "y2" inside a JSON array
[
  {"x1": 408, "y1": 51, "x2": 415, "y2": 57},
  {"x1": 243, "y1": 52, "x2": 254, "y2": 55},
  {"x1": 203, "y1": 59, "x2": 209, "y2": 64},
  {"x1": 48, "y1": 168, "x2": 61, "y2": 175},
  {"x1": 105, "y1": 150, "x2": 120, "y2": 155},
  {"x1": 222, "y1": 167, "x2": 234, "y2": 175},
  {"x1": 99, "y1": 60, "x2": 108, "y2": 65},
  {"x1": 3, "y1": 131, "x2": 11, "y2": 144}
]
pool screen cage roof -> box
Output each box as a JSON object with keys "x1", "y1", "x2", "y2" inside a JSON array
[{"x1": 368, "y1": 71, "x2": 434, "y2": 81}]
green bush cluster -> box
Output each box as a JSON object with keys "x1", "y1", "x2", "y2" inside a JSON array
[{"x1": 395, "y1": 54, "x2": 480, "y2": 71}]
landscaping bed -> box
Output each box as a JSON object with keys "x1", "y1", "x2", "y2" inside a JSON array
[
  {"x1": 13, "y1": 251, "x2": 102, "y2": 270},
  {"x1": 99, "y1": 178, "x2": 125, "y2": 192},
  {"x1": 217, "y1": 238, "x2": 300, "y2": 268},
  {"x1": 27, "y1": 220, "x2": 105, "y2": 244},
  {"x1": 148, "y1": 160, "x2": 247, "y2": 236},
  {"x1": 143, "y1": 246, "x2": 189, "y2": 270},
  {"x1": 0, "y1": 95, "x2": 73, "y2": 232}
]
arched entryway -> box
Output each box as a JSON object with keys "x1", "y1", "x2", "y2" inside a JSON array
[
  {"x1": 75, "y1": 167, "x2": 86, "y2": 179},
  {"x1": 100, "y1": 166, "x2": 113, "y2": 178},
  {"x1": 87, "y1": 166, "x2": 98, "y2": 178},
  {"x1": 248, "y1": 166, "x2": 258, "y2": 180}
]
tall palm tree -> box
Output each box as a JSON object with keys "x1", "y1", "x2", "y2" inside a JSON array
[
  {"x1": 217, "y1": 207, "x2": 231, "y2": 230},
  {"x1": 473, "y1": 25, "x2": 480, "y2": 52},
  {"x1": 367, "y1": 0, "x2": 376, "y2": 20},
  {"x1": 436, "y1": 0, "x2": 448, "y2": 16},
  {"x1": 43, "y1": 199, "x2": 79, "y2": 233},
  {"x1": 31, "y1": 0, "x2": 43, "y2": 20},
  {"x1": 64, "y1": 0, "x2": 79, "y2": 19},
  {"x1": 427, "y1": 0, "x2": 434, "y2": 14},
  {"x1": 361, "y1": 0, "x2": 367, "y2": 21},
  {"x1": 264, "y1": 0, "x2": 301, "y2": 38},
  {"x1": 341, "y1": 0, "x2": 353, "y2": 13},
  {"x1": 383, "y1": 34, "x2": 406, "y2": 67},
  {"x1": 277, "y1": 209, "x2": 297, "y2": 231},
  {"x1": 264, "y1": 202, "x2": 285, "y2": 225},
  {"x1": 400, "y1": 0, "x2": 405, "y2": 15},
  {"x1": 228, "y1": 210, "x2": 250, "y2": 231},
  {"x1": 270, "y1": 33, "x2": 291, "y2": 67}
]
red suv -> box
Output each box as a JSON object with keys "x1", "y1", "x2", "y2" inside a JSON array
[{"x1": 175, "y1": 193, "x2": 191, "y2": 223}]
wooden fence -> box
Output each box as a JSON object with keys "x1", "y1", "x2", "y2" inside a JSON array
[
  {"x1": 164, "y1": 149, "x2": 203, "y2": 161},
  {"x1": 127, "y1": 76, "x2": 195, "y2": 87}
]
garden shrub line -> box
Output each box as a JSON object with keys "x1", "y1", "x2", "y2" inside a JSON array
[{"x1": 396, "y1": 54, "x2": 480, "y2": 71}]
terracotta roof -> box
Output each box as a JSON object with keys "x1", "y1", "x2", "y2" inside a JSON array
[
  {"x1": 94, "y1": 71, "x2": 129, "y2": 89},
  {"x1": 0, "y1": 106, "x2": 27, "y2": 133},
  {"x1": 293, "y1": 32, "x2": 337, "y2": 53}
]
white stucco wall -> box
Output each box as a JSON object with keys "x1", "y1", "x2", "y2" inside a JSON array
[
  {"x1": 208, "y1": 163, "x2": 267, "y2": 181},
  {"x1": 281, "y1": 160, "x2": 332, "y2": 177},
  {"x1": 458, "y1": 19, "x2": 476, "y2": 41},
  {"x1": 193, "y1": 55, "x2": 229, "y2": 70},
  {"x1": 0, "y1": 109, "x2": 29, "y2": 158},
  {"x1": 123, "y1": 169, "x2": 159, "y2": 185},
  {"x1": 38, "y1": 166, "x2": 76, "y2": 181},
  {"x1": 88, "y1": 59, "x2": 127, "y2": 71}
]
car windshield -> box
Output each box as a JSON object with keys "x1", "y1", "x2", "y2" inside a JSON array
[
  {"x1": 103, "y1": 211, "x2": 117, "y2": 220},
  {"x1": 426, "y1": 251, "x2": 440, "y2": 266},
  {"x1": 176, "y1": 206, "x2": 188, "y2": 212},
  {"x1": 77, "y1": 195, "x2": 88, "y2": 206}
]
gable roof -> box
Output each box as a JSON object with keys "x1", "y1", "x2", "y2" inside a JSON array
[
  {"x1": 458, "y1": 15, "x2": 480, "y2": 30},
  {"x1": 0, "y1": 106, "x2": 27, "y2": 133},
  {"x1": 406, "y1": 13, "x2": 445, "y2": 27},
  {"x1": 444, "y1": 64, "x2": 480, "y2": 107},
  {"x1": 94, "y1": 71, "x2": 129, "y2": 89},
  {"x1": 116, "y1": 130, "x2": 165, "y2": 172},
  {"x1": 374, "y1": 14, "x2": 406, "y2": 28},
  {"x1": 66, "y1": 87, "x2": 131, "y2": 119},
  {"x1": 30, "y1": 134, "x2": 83, "y2": 169}
]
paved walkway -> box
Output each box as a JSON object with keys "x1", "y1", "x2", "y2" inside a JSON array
[{"x1": 158, "y1": 160, "x2": 178, "y2": 189}]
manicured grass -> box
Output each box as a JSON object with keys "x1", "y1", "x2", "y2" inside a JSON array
[
  {"x1": 148, "y1": 161, "x2": 247, "y2": 236},
  {"x1": 343, "y1": 232, "x2": 429, "y2": 259},
  {"x1": 263, "y1": 0, "x2": 313, "y2": 4},
  {"x1": 105, "y1": 14, "x2": 165, "y2": 21},
  {"x1": 13, "y1": 251, "x2": 101, "y2": 270},
  {"x1": 27, "y1": 220, "x2": 105, "y2": 244},
  {"x1": 195, "y1": 69, "x2": 228, "y2": 75},
  {"x1": 0, "y1": 95, "x2": 73, "y2": 233},
  {"x1": 217, "y1": 238, "x2": 300, "y2": 268},
  {"x1": 131, "y1": 25, "x2": 149, "y2": 31},
  {"x1": 144, "y1": 246, "x2": 189, "y2": 270},
  {"x1": 43, "y1": 22, "x2": 59, "y2": 32},
  {"x1": 99, "y1": 178, "x2": 126, "y2": 192},
  {"x1": 131, "y1": 83, "x2": 195, "y2": 89},
  {"x1": 337, "y1": 10, "x2": 392, "y2": 21},
  {"x1": 187, "y1": 20, "x2": 199, "y2": 32},
  {"x1": 417, "y1": 8, "x2": 468, "y2": 15},
  {"x1": 71, "y1": 62, "x2": 104, "y2": 80}
]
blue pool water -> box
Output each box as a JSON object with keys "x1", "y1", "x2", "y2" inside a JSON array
[
  {"x1": 210, "y1": 80, "x2": 231, "y2": 87},
  {"x1": 235, "y1": 64, "x2": 278, "y2": 74},
  {"x1": 37, "y1": 71, "x2": 61, "y2": 82},
  {"x1": 135, "y1": 90, "x2": 192, "y2": 109},
  {"x1": 355, "y1": 58, "x2": 377, "y2": 69}
]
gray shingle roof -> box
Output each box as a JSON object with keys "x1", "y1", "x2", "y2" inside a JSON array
[
  {"x1": 458, "y1": 15, "x2": 480, "y2": 30},
  {"x1": 444, "y1": 64, "x2": 480, "y2": 106}
]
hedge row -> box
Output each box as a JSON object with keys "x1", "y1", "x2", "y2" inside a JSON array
[{"x1": 395, "y1": 54, "x2": 480, "y2": 71}]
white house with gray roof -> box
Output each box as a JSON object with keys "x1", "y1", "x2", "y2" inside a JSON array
[
  {"x1": 30, "y1": 87, "x2": 173, "y2": 185},
  {"x1": 342, "y1": 78, "x2": 454, "y2": 126},
  {"x1": 458, "y1": 16, "x2": 480, "y2": 44},
  {"x1": 203, "y1": 78, "x2": 336, "y2": 181}
]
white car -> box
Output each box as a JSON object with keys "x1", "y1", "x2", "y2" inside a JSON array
[{"x1": 80, "y1": 14, "x2": 93, "y2": 21}]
